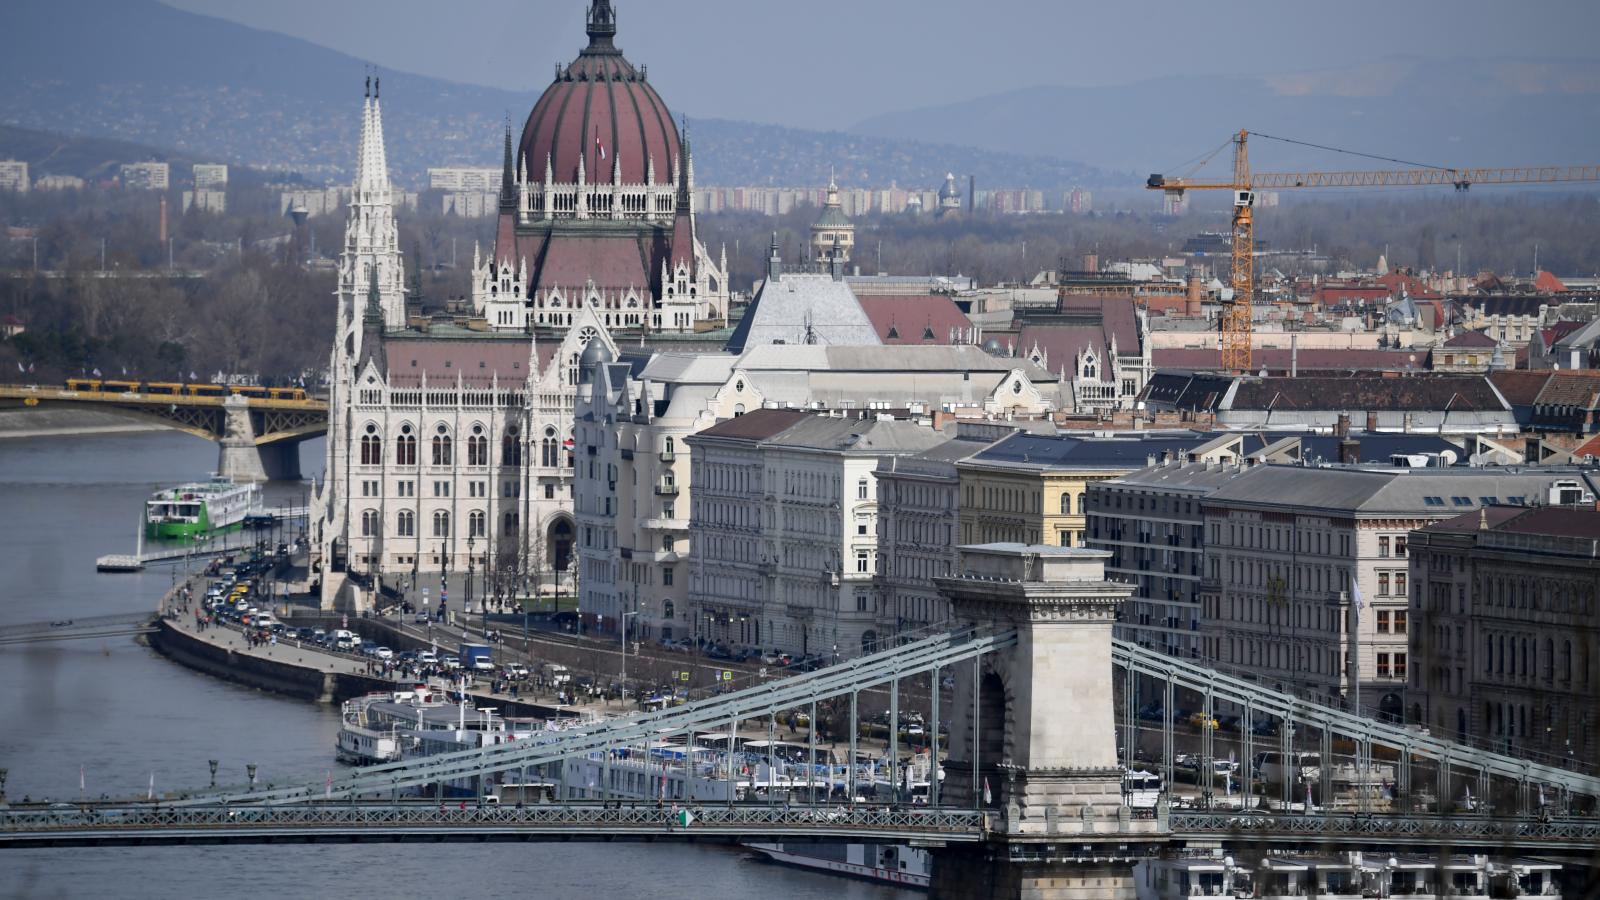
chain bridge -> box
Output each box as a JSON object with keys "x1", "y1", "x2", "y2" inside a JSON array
[
  {"x1": 3, "y1": 545, "x2": 1597, "y2": 898},
  {"x1": 0, "y1": 384, "x2": 326, "y2": 481}
]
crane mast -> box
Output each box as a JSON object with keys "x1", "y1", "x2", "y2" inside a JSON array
[
  {"x1": 1225, "y1": 130, "x2": 1254, "y2": 372},
  {"x1": 1147, "y1": 132, "x2": 1600, "y2": 375}
]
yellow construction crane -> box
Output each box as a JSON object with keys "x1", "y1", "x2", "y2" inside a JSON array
[{"x1": 1147, "y1": 130, "x2": 1600, "y2": 372}]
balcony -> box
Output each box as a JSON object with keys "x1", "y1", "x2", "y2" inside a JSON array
[
  {"x1": 641, "y1": 517, "x2": 688, "y2": 531},
  {"x1": 654, "y1": 482, "x2": 680, "y2": 496},
  {"x1": 659, "y1": 450, "x2": 676, "y2": 462}
]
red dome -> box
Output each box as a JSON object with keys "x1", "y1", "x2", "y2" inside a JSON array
[{"x1": 519, "y1": 3, "x2": 680, "y2": 187}]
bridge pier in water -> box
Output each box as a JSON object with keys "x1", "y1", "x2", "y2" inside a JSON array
[
  {"x1": 217, "y1": 395, "x2": 303, "y2": 482},
  {"x1": 931, "y1": 543, "x2": 1165, "y2": 899}
]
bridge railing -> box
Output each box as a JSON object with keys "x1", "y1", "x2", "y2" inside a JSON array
[
  {"x1": 0, "y1": 801, "x2": 986, "y2": 839},
  {"x1": 1170, "y1": 809, "x2": 1600, "y2": 846}
]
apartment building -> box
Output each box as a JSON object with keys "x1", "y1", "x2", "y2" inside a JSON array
[
  {"x1": 1086, "y1": 457, "x2": 1249, "y2": 660},
  {"x1": 873, "y1": 423, "x2": 1016, "y2": 641},
  {"x1": 120, "y1": 161, "x2": 169, "y2": 191},
  {"x1": 0, "y1": 160, "x2": 29, "y2": 193},
  {"x1": 687, "y1": 409, "x2": 946, "y2": 657},
  {"x1": 1409, "y1": 503, "x2": 1600, "y2": 761},
  {"x1": 193, "y1": 164, "x2": 228, "y2": 190},
  {"x1": 958, "y1": 432, "x2": 1223, "y2": 549},
  {"x1": 1198, "y1": 465, "x2": 1597, "y2": 716}
]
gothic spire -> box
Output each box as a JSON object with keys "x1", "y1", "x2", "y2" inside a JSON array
[{"x1": 500, "y1": 116, "x2": 516, "y2": 208}]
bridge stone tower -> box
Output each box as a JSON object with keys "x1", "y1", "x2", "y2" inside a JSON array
[{"x1": 932, "y1": 543, "x2": 1165, "y2": 900}]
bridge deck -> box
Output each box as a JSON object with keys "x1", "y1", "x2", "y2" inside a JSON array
[
  {"x1": 0, "y1": 803, "x2": 987, "y2": 849},
  {"x1": 0, "y1": 385, "x2": 326, "y2": 413}
]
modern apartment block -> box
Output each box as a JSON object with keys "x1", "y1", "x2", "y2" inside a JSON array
[
  {"x1": 120, "y1": 161, "x2": 169, "y2": 191},
  {"x1": 0, "y1": 160, "x2": 29, "y2": 193}
]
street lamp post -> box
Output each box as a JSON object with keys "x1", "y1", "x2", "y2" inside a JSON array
[
  {"x1": 0, "y1": 767, "x2": 8, "y2": 802},
  {"x1": 208, "y1": 759, "x2": 218, "y2": 789},
  {"x1": 468, "y1": 534, "x2": 481, "y2": 638},
  {"x1": 621, "y1": 610, "x2": 639, "y2": 702},
  {"x1": 246, "y1": 763, "x2": 258, "y2": 792}
]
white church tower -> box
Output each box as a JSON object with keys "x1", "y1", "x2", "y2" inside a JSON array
[{"x1": 314, "y1": 76, "x2": 406, "y2": 608}]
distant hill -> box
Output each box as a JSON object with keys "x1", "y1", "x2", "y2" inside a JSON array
[
  {"x1": 0, "y1": 122, "x2": 299, "y2": 186},
  {"x1": 851, "y1": 60, "x2": 1600, "y2": 178},
  {"x1": 0, "y1": 0, "x2": 1114, "y2": 191}
]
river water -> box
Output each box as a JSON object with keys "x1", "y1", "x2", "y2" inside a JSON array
[{"x1": 0, "y1": 431, "x2": 914, "y2": 899}]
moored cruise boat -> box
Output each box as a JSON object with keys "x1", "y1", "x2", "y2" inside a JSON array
[
  {"x1": 744, "y1": 842, "x2": 931, "y2": 889},
  {"x1": 145, "y1": 477, "x2": 260, "y2": 540}
]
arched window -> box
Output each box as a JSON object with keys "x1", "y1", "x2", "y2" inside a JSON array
[
  {"x1": 432, "y1": 425, "x2": 452, "y2": 466},
  {"x1": 360, "y1": 424, "x2": 382, "y2": 465},
  {"x1": 1545, "y1": 638, "x2": 1555, "y2": 681},
  {"x1": 663, "y1": 600, "x2": 675, "y2": 620},
  {"x1": 395, "y1": 424, "x2": 418, "y2": 466},
  {"x1": 469, "y1": 510, "x2": 485, "y2": 538},
  {"x1": 502, "y1": 426, "x2": 522, "y2": 467},
  {"x1": 432, "y1": 510, "x2": 450, "y2": 538},
  {"x1": 1563, "y1": 640, "x2": 1573, "y2": 682},
  {"x1": 503, "y1": 510, "x2": 519, "y2": 537},
  {"x1": 1059, "y1": 493, "x2": 1071, "y2": 515},
  {"x1": 468, "y1": 424, "x2": 488, "y2": 466},
  {"x1": 397, "y1": 510, "x2": 415, "y2": 537},
  {"x1": 360, "y1": 509, "x2": 378, "y2": 537}
]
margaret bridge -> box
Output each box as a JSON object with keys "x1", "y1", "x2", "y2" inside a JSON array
[{"x1": 3, "y1": 545, "x2": 1598, "y2": 897}]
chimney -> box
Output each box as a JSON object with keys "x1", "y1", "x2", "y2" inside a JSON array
[
  {"x1": 1186, "y1": 274, "x2": 1203, "y2": 317},
  {"x1": 968, "y1": 174, "x2": 976, "y2": 214},
  {"x1": 1335, "y1": 412, "x2": 1351, "y2": 438},
  {"x1": 1339, "y1": 439, "x2": 1361, "y2": 465},
  {"x1": 1290, "y1": 334, "x2": 1299, "y2": 378},
  {"x1": 158, "y1": 195, "x2": 168, "y2": 246},
  {"x1": 1366, "y1": 411, "x2": 1379, "y2": 432},
  {"x1": 1083, "y1": 253, "x2": 1099, "y2": 273}
]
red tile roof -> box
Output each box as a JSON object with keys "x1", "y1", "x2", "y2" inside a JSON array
[
  {"x1": 1534, "y1": 271, "x2": 1568, "y2": 293},
  {"x1": 858, "y1": 295, "x2": 972, "y2": 345},
  {"x1": 1488, "y1": 370, "x2": 1550, "y2": 406},
  {"x1": 383, "y1": 338, "x2": 534, "y2": 387}
]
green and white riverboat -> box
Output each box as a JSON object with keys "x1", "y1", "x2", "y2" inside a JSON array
[{"x1": 144, "y1": 477, "x2": 260, "y2": 541}]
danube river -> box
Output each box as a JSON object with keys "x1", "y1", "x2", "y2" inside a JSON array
[{"x1": 0, "y1": 430, "x2": 914, "y2": 899}]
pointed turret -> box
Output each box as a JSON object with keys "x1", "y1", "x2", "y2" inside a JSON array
[
  {"x1": 341, "y1": 80, "x2": 405, "y2": 331},
  {"x1": 500, "y1": 119, "x2": 517, "y2": 209}
]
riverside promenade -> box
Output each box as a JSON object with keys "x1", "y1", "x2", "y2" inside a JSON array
[{"x1": 151, "y1": 578, "x2": 619, "y2": 721}]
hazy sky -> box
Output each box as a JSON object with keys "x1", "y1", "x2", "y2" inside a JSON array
[{"x1": 162, "y1": 0, "x2": 1600, "y2": 130}]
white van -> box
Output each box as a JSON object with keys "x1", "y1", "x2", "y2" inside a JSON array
[
  {"x1": 332, "y1": 629, "x2": 358, "y2": 651},
  {"x1": 1254, "y1": 751, "x2": 1321, "y2": 786}
]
